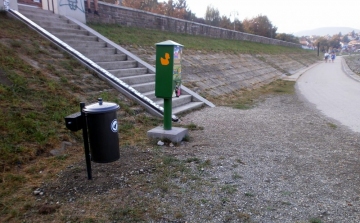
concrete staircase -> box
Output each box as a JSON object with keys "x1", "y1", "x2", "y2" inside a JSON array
[{"x1": 16, "y1": 4, "x2": 211, "y2": 117}]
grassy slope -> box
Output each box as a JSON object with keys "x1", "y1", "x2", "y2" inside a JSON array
[
  {"x1": 0, "y1": 12, "x2": 317, "y2": 222},
  {"x1": 89, "y1": 23, "x2": 308, "y2": 54},
  {"x1": 0, "y1": 13, "x2": 161, "y2": 222}
]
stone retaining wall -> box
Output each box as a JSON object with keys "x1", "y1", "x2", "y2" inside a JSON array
[
  {"x1": 86, "y1": 2, "x2": 301, "y2": 48},
  {"x1": 123, "y1": 45, "x2": 320, "y2": 97}
]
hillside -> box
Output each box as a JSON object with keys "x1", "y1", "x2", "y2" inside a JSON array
[
  {"x1": 88, "y1": 24, "x2": 321, "y2": 100},
  {"x1": 294, "y1": 27, "x2": 360, "y2": 36},
  {"x1": 0, "y1": 12, "x2": 321, "y2": 222},
  {"x1": 0, "y1": 13, "x2": 159, "y2": 222}
]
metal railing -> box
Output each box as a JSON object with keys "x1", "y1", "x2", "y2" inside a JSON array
[{"x1": 7, "y1": 8, "x2": 180, "y2": 121}]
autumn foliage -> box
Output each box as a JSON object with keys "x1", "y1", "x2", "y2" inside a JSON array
[
  {"x1": 120, "y1": 1, "x2": 297, "y2": 42},
  {"x1": 122, "y1": 0, "x2": 188, "y2": 19}
]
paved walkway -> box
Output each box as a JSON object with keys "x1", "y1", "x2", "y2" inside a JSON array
[{"x1": 296, "y1": 56, "x2": 360, "y2": 133}]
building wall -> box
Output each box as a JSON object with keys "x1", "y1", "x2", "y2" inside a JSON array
[
  {"x1": 18, "y1": 0, "x2": 41, "y2": 7},
  {"x1": 86, "y1": 2, "x2": 301, "y2": 48}
]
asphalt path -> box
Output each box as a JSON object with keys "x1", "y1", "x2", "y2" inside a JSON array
[{"x1": 296, "y1": 57, "x2": 360, "y2": 133}]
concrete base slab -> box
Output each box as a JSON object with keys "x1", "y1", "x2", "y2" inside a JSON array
[{"x1": 147, "y1": 126, "x2": 188, "y2": 143}]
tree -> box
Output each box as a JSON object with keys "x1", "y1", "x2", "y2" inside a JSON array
[
  {"x1": 329, "y1": 34, "x2": 341, "y2": 49},
  {"x1": 122, "y1": 0, "x2": 189, "y2": 19},
  {"x1": 342, "y1": 35, "x2": 350, "y2": 43},
  {"x1": 233, "y1": 18, "x2": 243, "y2": 32},
  {"x1": 163, "y1": 0, "x2": 189, "y2": 19},
  {"x1": 314, "y1": 37, "x2": 329, "y2": 52},
  {"x1": 242, "y1": 15, "x2": 277, "y2": 38},
  {"x1": 122, "y1": 0, "x2": 158, "y2": 12},
  {"x1": 205, "y1": 5, "x2": 220, "y2": 26},
  {"x1": 275, "y1": 33, "x2": 299, "y2": 44},
  {"x1": 183, "y1": 10, "x2": 195, "y2": 21},
  {"x1": 219, "y1": 15, "x2": 232, "y2": 30}
]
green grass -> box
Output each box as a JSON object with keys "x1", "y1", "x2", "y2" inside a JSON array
[
  {"x1": 182, "y1": 122, "x2": 204, "y2": 130},
  {"x1": 309, "y1": 218, "x2": 323, "y2": 223},
  {"x1": 185, "y1": 157, "x2": 200, "y2": 163},
  {"x1": 244, "y1": 192, "x2": 255, "y2": 197},
  {"x1": 221, "y1": 185, "x2": 238, "y2": 194},
  {"x1": 89, "y1": 23, "x2": 308, "y2": 55},
  {"x1": 327, "y1": 122, "x2": 337, "y2": 129},
  {"x1": 232, "y1": 172, "x2": 243, "y2": 179},
  {"x1": 0, "y1": 43, "x2": 79, "y2": 167},
  {"x1": 210, "y1": 79, "x2": 295, "y2": 109}
]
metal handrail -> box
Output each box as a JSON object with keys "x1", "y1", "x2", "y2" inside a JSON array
[{"x1": 8, "y1": 8, "x2": 179, "y2": 122}]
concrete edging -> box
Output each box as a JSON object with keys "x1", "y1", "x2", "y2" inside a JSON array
[
  {"x1": 340, "y1": 56, "x2": 360, "y2": 82},
  {"x1": 281, "y1": 61, "x2": 322, "y2": 82}
]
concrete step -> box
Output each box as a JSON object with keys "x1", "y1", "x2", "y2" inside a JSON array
[
  {"x1": 65, "y1": 40, "x2": 107, "y2": 48},
  {"x1": 97, "y1": 60, "x2": 137, "y2": 70},
  {"x1": 88, "y1": 54, "x2": 127, "y2": 63},
  {"x1": 46, "y1": 27, "x2": 89, "y2": 36},
  {"x1": 21, "y1": 13, "x2": 65, "y2": 23},
  {"x1": 155, "y1": 95, "x2": 192, "y2": 108},
  {"x1": 110, "y1": 68, "x2": 148, "y2": 78},
  {"x1": 24, "y1": 9, "x2": 62, "y2": 17},
  {"x1": 54, "y1": 33, "x2": 98, "y2": 42},
  {"x1": 131, "y1": 82, "x2": 155, "y2": 93},
  {"x1": 32, "y1": 20, "x2": 80, "y2": 29},
  {"x1": 18, "y1": 5, "x2": 53, "y2": 15},
  {"x1": 143, "y1": 91, "x2": 157, "y2": 100},
  {"x1": 121, "y1": 73, "x2": 155, "y2": 85},
  {"x1": 76, "y1": 47, "x2": 117, "y2": 55},
  {"x1": 18, "y1": 6, "x2": 77, "y2": 30},
  {"x1": 172, "y1": 102, "x2": 204, "y2": 115},
  {"x1": 19, "y1": 9, "x2": 57, "y2": 17}
]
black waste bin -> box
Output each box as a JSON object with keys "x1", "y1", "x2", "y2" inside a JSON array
[{"x1": 83, "y1": 98, "x2": 120, "y2": 163}]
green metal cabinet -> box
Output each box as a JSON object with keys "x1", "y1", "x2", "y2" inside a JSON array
[{"x1": 155, "y1": 40, "x2": 183, "y2": 99}]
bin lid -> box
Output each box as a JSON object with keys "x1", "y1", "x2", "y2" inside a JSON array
[{"x1": 83, "y1": 98, "x2": 120, "y2": 114}]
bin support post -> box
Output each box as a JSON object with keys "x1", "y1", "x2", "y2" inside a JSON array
[
  {"x1": 80, "y1": 102, "x2": 92, "y2": 180},
  {"x1": 163, "y1": 98, "x2": 172, "y2": 130}
]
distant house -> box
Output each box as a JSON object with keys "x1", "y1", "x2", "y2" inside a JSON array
[
  {"x1": 340, "y1": 42, "x2": 348, "y2": 49},
  {"x1": 321, "y1": 34, "x2": 332, "y2": 40},
  {"x1": 348, "y1": 40, "x2": 360, "y2": 50},
  {"x1": 300, "y1": 40, "x2": 309, "y2": 45},
  {"x1": 299, "y1": 37, "x2": 314, "y2": 49},
  {"x1": 347, "y1": 36, "x2": 354, "y2": 41}
]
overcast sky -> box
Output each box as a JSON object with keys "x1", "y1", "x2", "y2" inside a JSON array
[{"x1": 185, "y1": 0, "x2": 360, "y2": 34}]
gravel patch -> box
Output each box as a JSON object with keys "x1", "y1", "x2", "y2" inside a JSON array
[{"x1": 174, "y1": 92, "x2": 360, "y2": 222}]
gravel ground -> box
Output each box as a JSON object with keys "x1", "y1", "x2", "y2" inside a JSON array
[
  {"x1": 174, "y1": 90, "x2": 360, "y2": 222},
  {"x1": 37, "y1": 60, "x2": 360, "y2": 223},
  {"x1": 41, "y1": 91, "x2": 360, "y2": 223}
]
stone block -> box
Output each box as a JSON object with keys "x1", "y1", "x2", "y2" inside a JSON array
[{"x1": 147, "y1": 126, "x2": 188, "y2": 143}]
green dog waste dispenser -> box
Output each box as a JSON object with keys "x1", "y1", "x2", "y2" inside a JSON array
[
  {"x1": 155, "y1": 40, "x2": 183, "y2": 130},
  {"x1": 155, "y1": 40, "x2": 183, "y2": 99}
]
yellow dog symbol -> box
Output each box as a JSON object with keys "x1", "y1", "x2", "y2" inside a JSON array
[{"x1": 160, "y1": 53, "x2": 170, "y2": 65}]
